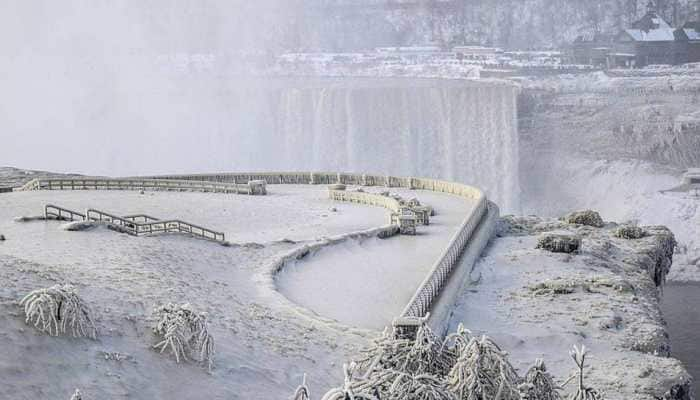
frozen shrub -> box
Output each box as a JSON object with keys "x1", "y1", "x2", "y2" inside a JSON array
[
  {"x1": 70, "y1": 389, "x2": 82, "y2": 400},
  {"x1": 292, "y1": 374, "x2": 310, "y2": 400},
  {"x1": 388, "y1": 373, "x2": 456, "y2": 400},
  {"x1": 357, "y1": 324, "x2": 451, "y2": 377},
  {"x1": 614, "y1": 225, "x2": 647, "y2": 240},
  {"x1": 563, "y1": 210, "x2": 604, "y2": 228},
  {"x1": 19, "y1": 284, "x2": 97, "y2": 339},
  {"x1": 446, "y1": 334, "x2": 520, "y2": 400},
  {"x1": 518, "y1": 359, "x2": 561, "y2": 400},
  {"x1": 536, "y1": 234, "x2": 581, "y2": 254},
  {"x1": 566, "y1": 345, "x2": 603, "y2": 400},
  {"x1": 0, "y1": 234, "x2": 5, "y2": 241},
  {"x1": 317, "y1": 323, "x2": 602, "y2": 400},
  {"x1": 152, "y1": 302, "x2": 214, "y2": 371}
]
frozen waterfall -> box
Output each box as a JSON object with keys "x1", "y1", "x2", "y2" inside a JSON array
[{"x1": 244, "y1": 78, "x2": 521, "y2": 212}]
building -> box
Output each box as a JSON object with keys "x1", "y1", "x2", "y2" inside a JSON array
[
  {"x1": 571, "y1": 33, "x2": 616, "y2": 66},
  {"x1": 570, "y1": 2, "x2": 699, "y2": 68},
  {"x1": 615, "y1": 8, "x2": 685, "y2": 67},
  {"x1": 676, "y1": 21, "x2": 700, "y2": 63}
]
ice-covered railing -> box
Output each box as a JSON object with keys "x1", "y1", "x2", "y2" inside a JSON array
[
  {"x1": 328, "y1": 190, "x2": 402, "y2": 213},
  {"x1": 143, "y1": 172, "x2": 492, "y2": 332},
  {"x1": 17, "y1": 178, "x2": 266, "y2": 195},
  {"x1": 85, "y1": 208, "x2": 226, "y2": 242}
]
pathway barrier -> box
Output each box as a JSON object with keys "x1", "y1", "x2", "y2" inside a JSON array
[
  {"x1": 40, "y1": 203, "x2": 225, "y2": 243},
  {"x1": 44, "y1": 204, "x2": 86, "y2": 221},
  {"x1": 141, "y1": 171, "x2": 495, "y2": 336},
  {"x1": 22, "y1": 171, "x2": 492, "y2": 336},
  {"x1": 85, "y1": 209, "x2": 226, "y2": 242},
  {"x1": 18, "y1": 178, "x2": 264, "y2": 195}
]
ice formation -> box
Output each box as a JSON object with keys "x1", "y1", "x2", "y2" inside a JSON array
[
  {"x1": 152, "y1": 302, "x2": 215, "y2": 371},
  {"x1": 310, "y1": 322, "x2": 601, "y2": 400},
  {"x1": 19, "y1": 284, "x2": 97, "y2": 339}
]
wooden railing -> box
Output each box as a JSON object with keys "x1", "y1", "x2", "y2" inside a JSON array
[
  {"x1": 18, "y1": 178, "x2": 263, "y2": 195},
  {"x1": 44, "y1": 204, "x2": 86, "y2": 221}
]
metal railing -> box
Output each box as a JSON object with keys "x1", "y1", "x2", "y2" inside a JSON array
[
  {"x1": 122, "y1": 214, "x2": 160, "y2": 223},
  {"x1": 145, "y1": 172, "x2": 489, "y2": 325},
  {"x1": 85, "y1": 208, "x2": 225, "y2": 242},
  {"x1": 31, "y1": 172, "x2": 489, "y2": 328},
  {"x1": 18, "y1": 178, "x2": 263, "y2": 195},
  {"x1": 44, "y1": 204, "x2": 86, "y2": 221}
]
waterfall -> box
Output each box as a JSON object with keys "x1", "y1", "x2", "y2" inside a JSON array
[{"x1": 250, "y1": 78, "x2": 521, "y2": 212}]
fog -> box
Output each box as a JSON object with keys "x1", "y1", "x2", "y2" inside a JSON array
[{"x1": 0, "y1": 1, "x2": 294, "y2": 176}]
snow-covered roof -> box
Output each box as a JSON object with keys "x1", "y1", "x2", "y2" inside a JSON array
[
  {"x1": 623, "y1": 27, "x2": 676, "y2": 42},
  {"x1": 682, "y1": 28, "x2": 700, "y2": 41},
  {"x1": 623, "y1": 11, "x2": 676, "y2": 42}
]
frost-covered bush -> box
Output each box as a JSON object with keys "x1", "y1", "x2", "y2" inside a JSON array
[
  {"x1": 70, "y1": 389, "x2": 83, "y2": 400},
  {"x1": 19, "y1": 284, "x2": 97, "y2": 339},
  {"x1": 446, "y1": 328, "x2": 520, "y2": 400},
  {"x1": 292, "y1": 374, "x2": 310, "y2": 400},
  {"x1": 152, "y1": 303, "x2": 214, "y2": 371},
  {"x1": 536, "y1": 234, "x2": 581, "y2": 254},
  {"x1": 613, "y1": 225, "x2": 647, "y2": 240},
  {"x1": 566, "y1": 345, "x2": 603, "y2": 400},
  {"x1": 388, "y1": 373, "x2": 456, "y2": 400},
  {"x1": 518, "y1": 359, "x2": 561, "y2": 400},
  {"x1": 310, "y1": 321, "x2": 604, "y2": 400},
  {"x1": 563, "y1": 211, "x2": 604, "y2": 228}
]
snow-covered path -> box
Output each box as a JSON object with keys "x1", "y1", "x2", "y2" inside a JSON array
[
  {"x1": 277, "y1": 188, "x2": 475, "y2": 330},
  {"x1": 0, "y1": 185, "x2": 474, "y2": 399}
]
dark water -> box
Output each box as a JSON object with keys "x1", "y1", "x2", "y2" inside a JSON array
[{"x1": 662, "y1": 282, "x2": 700, "y2": 396}]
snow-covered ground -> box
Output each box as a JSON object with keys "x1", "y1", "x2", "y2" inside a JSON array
[
  {"x1": 447, "y1": 216, "x2": 690, "y2": 399},
  {"x1": 520, "y1": 154, "x2": 700, "y2": 282},
  {"x1": 0, "y1": 184, "x2": 474, "y2": 399}
]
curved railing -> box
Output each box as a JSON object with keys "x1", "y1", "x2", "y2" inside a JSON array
[
  {"x1": 16, "y1": 171, "x2": 492, "y2": 331},
  {"x1": 328, "y1": 190, "x2": 402, "y2": 213},
  {"x1": 143, "y1": 172, "x2": 491, "y2": 330}
]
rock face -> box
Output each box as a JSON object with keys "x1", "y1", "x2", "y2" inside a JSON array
[{"x1": 454, "y1": 215, "x2": 693, "y2": 400}]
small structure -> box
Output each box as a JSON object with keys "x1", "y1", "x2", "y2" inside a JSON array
[
  {"x1": 661, "y1": 168, "x2": 700, "y2": 193},
  {"x1": 407, "y1": 198, "x2": 431, "y2": 225},
  {"x1": 676, "y1": 21, "x2": 700, "y2": 63},
  {"x1": 453, "y1": 46, "x2": 501, "y2": 61},
  {"x1": 571, "y1": 33, "x2": 616, "y2": 67},
  {"x1": 682, "y1": 168, "x2": 700, "y2": 186},
  {"x1": 411, "y1": 206, "x2": 431, "y2": 225},
  {"x1": 391, "y1": 208, "x2": 418, "y2": 235},
  {"x1": 615, "y1": 5, "x2": 684, "y2": 67},
  {"x1": 391, "y1": 314, "x2": 429, "y2": 340},
  {"x1": 248, "y1": 180, "x2": 267, "y2": 195}
]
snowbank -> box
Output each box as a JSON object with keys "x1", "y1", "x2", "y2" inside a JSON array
[{"x1": 447, "y1": 215, "x2": 691, "y2": 399}]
